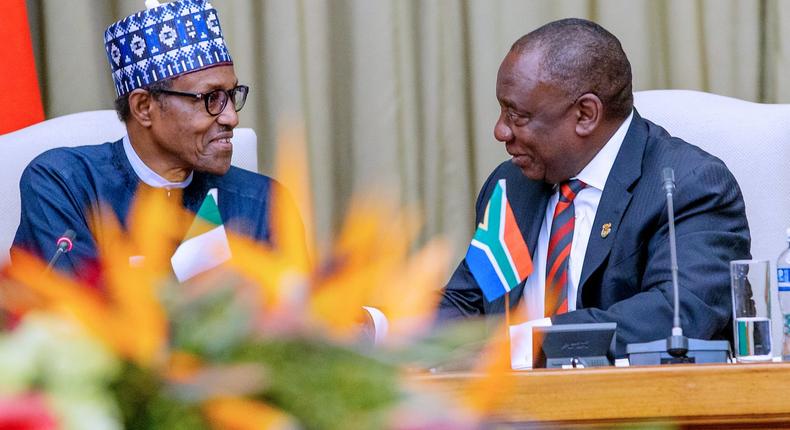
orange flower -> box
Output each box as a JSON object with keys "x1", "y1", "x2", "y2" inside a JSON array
[
  {"x1": 204, "y1": 397, "x2": 296, "y2": 430},
  {"x1": 366, "y1": 238, "x2": 452, "y2": 345},
  {"x1": 4, "y1": 250, "x2": 167, "y2": 367},
  {"x1": 1, "y1": 188, "x2": 185, "y2": 367},
  {"x1": 309, "y1": 198, "x2": 441, "y2": 341},
  {"x1": 461, "y1": 324, "x2": 515, "y2": 416},
  {"x1": 228, "y1": 125, "x2": 451, "y2": 344},
  {"x1": 166, "y1": 351, "x2": 205, "y2": 383}
]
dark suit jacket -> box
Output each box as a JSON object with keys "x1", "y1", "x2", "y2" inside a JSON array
[{"x1": 439, "y1": 111, "x2": 750, "y2": 356}]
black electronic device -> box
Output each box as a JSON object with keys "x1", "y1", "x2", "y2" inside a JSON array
[
  {"x1": 627, "y1": 337, "x2": 730, "y2": 365},
  {"x1": 532, "y1": 323, "x2": 616, "y2": 368}
]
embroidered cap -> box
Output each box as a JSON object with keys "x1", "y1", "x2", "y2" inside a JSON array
[{"x1": 104, "y1": 0, "x2": 233, "y2": 97}]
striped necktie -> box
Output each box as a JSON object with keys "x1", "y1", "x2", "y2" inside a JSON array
[{"x1": 545, "y1": 179, "x2": 586, "y2": 317}]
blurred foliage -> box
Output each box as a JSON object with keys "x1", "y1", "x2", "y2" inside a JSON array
[
  {"x1": 0, "y1": 130, "x2": 503, "y2": 429},
  {"x1": 234, "y1": 339, "x2": 399, "y2": 430},
  {"x1": 111, "y1": 364, "x2": 209, "y2": 430}
]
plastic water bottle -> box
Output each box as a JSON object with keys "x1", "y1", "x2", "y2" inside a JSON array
[{"x1": 777, "y1": 228, "x2": 790, "y2": 360}]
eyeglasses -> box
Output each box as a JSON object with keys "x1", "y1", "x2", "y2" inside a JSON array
[{"x1": 152, "y1": 85, "x2": 249, "y2": 116}]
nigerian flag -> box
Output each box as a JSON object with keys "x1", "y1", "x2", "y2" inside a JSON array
[{"x1": 171, "y1": 188, "x2": 232, "y2": 282}]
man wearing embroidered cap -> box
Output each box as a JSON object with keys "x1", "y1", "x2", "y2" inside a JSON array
[{"x1": 12, "y1": 0, "x2": 285, "y2": 283}]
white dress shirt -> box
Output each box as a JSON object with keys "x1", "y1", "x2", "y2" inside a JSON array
[{"x1": 122, "y1": 135, "x2": 193, "y2": 190}]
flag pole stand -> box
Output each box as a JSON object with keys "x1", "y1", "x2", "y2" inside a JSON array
[{"x1": 504, "y1": 291, "x2": 513, "y2": 370}]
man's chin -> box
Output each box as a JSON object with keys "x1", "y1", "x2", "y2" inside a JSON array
[
  {"x1": 214, "y1": 163, "x2": 232, "y2": 175},
  {"x1": 511, "y1": 159, "x2": 544, "y2": 182},
  {"x1": 197, "y1": 160, "x2": 232, "y2": 176}
]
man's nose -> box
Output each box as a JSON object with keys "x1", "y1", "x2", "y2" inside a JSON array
[
  {"x1": 494, "y1": 114, "x2": 512, "y2": 142},
  {"x1": 217, "y1": 100, "x2": 239, "y2": 128}
]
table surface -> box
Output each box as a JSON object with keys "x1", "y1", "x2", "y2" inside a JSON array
[{"x1": 410, "y1": 362, "x2": 790, "y2": 428}]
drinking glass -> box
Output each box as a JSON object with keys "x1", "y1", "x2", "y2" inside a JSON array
[{"x1": 731, "y1": 259, "x2": 773, "y2": 362}]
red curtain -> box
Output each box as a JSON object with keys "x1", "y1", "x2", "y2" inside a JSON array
[{"x1": 0, "y1": 0, "x2": 44, "y2": 135}]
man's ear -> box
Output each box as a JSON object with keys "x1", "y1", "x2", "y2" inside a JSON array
[
  {"x1": 575, "y1": 93, "x2": 603, "y2": 137},
  {"x1": 128, "y1": 89, "x2": 156, "y2": 128}
]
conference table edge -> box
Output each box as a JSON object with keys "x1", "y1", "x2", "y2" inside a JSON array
[{"x1": 409, "y1": 362, "x2": 790, "y2": 424}]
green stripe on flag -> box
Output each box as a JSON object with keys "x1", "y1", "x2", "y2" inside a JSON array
[
  {"x1": 172, "y1": 189, "x2": 232, "y2": 282},
  {"x1": 184, "y1": 192, "x2": 222, "y2": 240},
  {"x1": 472, "y1": 183, "x2": 518, "y2": 287}
]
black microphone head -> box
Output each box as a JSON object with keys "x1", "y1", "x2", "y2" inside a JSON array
[
  {"x1": 62, "y1": 229, "x2": 76, "y2": 241},
  {"x1": 56, "y1": 229, "x2": 76, "y2": 252},
  {"x1": 662, "y1": 167, "x2": 675, "y2": 193}
]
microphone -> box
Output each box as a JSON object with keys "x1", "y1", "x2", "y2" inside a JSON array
[
  {"x1": 626, "y1": 168, "x2": 730, "y2": 365},
  {"x1": 662, "y1": 167, "x2": 688, "y2": 357},
  {"x1": 45, "y1": 229, "x2": 76, "y2": 272},
  {"x1": 662, "y1": 167, "x2": 675, "y2": 194}
]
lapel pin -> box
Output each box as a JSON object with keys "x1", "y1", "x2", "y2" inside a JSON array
[{"x1": 601, "y1": 223, "x2": 612, "y2": 238}]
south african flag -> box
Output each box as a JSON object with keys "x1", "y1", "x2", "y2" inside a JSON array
[{"x1": 465, "y1": 179, "x2": 532, "y2": 302}]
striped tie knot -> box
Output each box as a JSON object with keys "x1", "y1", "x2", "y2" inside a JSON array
[{"x1": 558, "y1": 179, "x2": 586, "y2": 203}]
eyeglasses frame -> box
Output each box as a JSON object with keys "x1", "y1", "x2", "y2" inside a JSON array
[{"x1": 151, "y1": 84, "x2": 249, "y2": 116}]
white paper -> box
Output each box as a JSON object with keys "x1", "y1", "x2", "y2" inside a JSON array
[
  {"x1": 509, "y1": 317, "x2": 552, "y2": 370},
  {"x1": 362, "y1": 306, "x2": 389, "y2": 345}
]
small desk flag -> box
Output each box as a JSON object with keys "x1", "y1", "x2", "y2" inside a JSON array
[
  {"x1": 171, "y1": 189, "x2": 232, "y2": 282},
  {"x1": 465, "y1": 179, "x2": 532, "y2": 302}
]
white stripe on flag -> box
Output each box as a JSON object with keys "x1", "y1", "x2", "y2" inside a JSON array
[
  {"x1": 470, "y1": 238, "x2": 510, "y2": 292},
  {"x1": 171, "y1": 225, "x2": 232, "y2": 282}
]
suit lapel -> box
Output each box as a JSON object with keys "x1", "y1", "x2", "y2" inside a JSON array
[{"x1": 577, "y1": 112, "x2": 648, "y2": 305}]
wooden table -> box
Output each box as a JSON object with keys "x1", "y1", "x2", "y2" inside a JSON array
[{"x1": 411, "y1": 362, "x2": 790, "y2": 428}]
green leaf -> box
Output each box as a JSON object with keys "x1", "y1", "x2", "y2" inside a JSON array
[
  {"x1": 110, "y1": 364, "x2": 209, "y2": 430},
  {"x1": 234, "y1": 338, "x2": 399, "y2": 430}
]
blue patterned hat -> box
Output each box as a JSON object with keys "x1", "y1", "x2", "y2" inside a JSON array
[{"x1": 104, "y1": 0, "x2": 233, "y2": 97}]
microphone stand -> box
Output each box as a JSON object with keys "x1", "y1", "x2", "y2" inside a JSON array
[
  {"x1": 626, "y1": 168, "x2": 730, "y2": 365},
  {"x1": 664, "y1": 167, "x2": 690, "y2": 361}
]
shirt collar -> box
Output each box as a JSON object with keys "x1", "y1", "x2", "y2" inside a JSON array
[
  {"x1": 122, "y1": 135, "x2": 193, "y2": 189},
  {"x1": 572, "y1": 110, "x2": 634, "y2": 191}
]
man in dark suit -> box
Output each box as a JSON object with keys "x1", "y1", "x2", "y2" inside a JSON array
[{"x1": 438, "y1": 18, "x2": 750, "y2": 357}]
